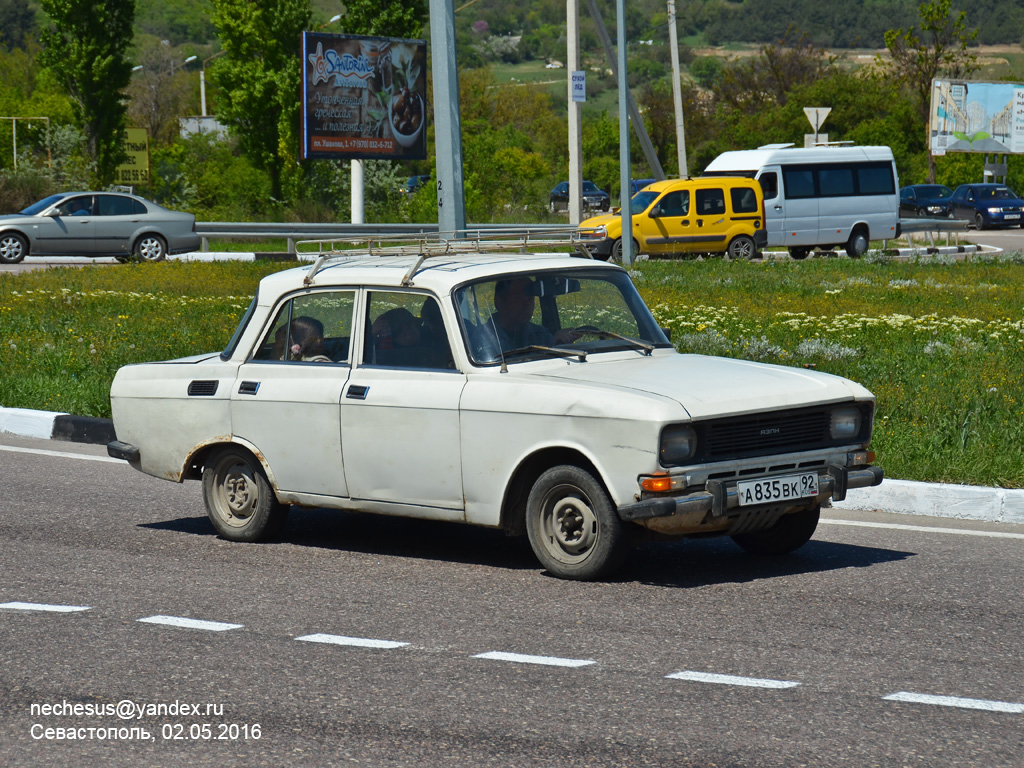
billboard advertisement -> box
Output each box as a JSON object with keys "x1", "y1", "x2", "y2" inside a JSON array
[
  {"x1": 930, "y1": 79, "x2": 1024, "y2": 155},
  {"x1": 301, "y1": 32, "x2": 427, "y2": 161}
]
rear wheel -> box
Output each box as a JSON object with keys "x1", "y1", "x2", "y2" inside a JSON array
[
  {"x1": 726, "y1": 235, "x2": 756, "y2": 260},
  {"x1": 202, "y1": 447, "x2": 288, "y2": 542},
  {"x1": 134, "y1": 234, "x2": 167, "y2": 262},
  {"x1": 0, "y1": 232, "x2": 28, "y2": 264},
  {"x1": 731, "y1": 506, "x2": 820, "y2": 555},
  {"x1": 845, "y1": 227, "x2": 869, "y2": 258},
  {"x1": 788, "y1": 246, "x2": 811, "y2": 260},
  {"x1": 526, "y1": 465, "x2": 632, "y2": 580}
]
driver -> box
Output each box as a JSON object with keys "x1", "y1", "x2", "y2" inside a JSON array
[{"x1": 488, "y1": 277, "x2": 577, "y2": 351}]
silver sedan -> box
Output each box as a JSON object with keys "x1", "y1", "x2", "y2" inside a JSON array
[{"x1": 0, "y1": 191, "x2": 201, "y2": 263}]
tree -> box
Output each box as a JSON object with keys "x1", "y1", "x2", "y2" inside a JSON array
[
  {"x1": 339, "y1": 0, "x2": 427, "y2": 39},
  {"x1": 0, "y1": 0, "x2": 36, "y2": 51},
  {"x1": 39, "y1": 0, "x2": 134, "y2": 185},
  {"x1": 210, "y1": 0, "x2": 312, "y2": 201},
  {"x1": 127, "y1": 44, "x2": 199, "y2": 146},
  {"x1": 880, "y1": 0, "x2": 978, "y2": 181}
]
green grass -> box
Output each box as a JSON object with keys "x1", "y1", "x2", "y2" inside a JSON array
[{"x1": 2, "y1": 254, "x2": 1023, "y2": 488}]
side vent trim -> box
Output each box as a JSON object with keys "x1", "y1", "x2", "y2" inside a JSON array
[{"x1": 187, "y1": 380, "x2": 219, "y2": 396}]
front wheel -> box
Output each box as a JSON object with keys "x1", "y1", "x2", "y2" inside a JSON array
[
  {"x1": 610, "y1": 237, "x2": 640, "y2": 263},
  {"x1": 202, "y1": 447, "x2": 288, "y2": 542},
  {"x1": 0, "y1": 232, "x2": 28, "y2": 264},
  {"x1": 731, "y1": 506, "x2": 820, "y2": 555},
  {"x1": 845, "y1": 228, "x2": 869, "y2": 258},
  {"x1": 726, "y1": 235, "x2": 757, "y2": 260},
  {"x1": 134, "y1": 234, "x2": 167, "y2": 262},
  {"x1": 788, "y1": 246, "x2": 811, "y2": 260},
  {"x1": 974, "y1": 212, "x2": 986, "y2": 230},
  {"x1": 526, "y1": 465, "x2": 632, "y2": 580}
]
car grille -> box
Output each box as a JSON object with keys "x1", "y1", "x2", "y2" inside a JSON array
[{"x1": 688, "y1": 404, "x2": 873, "y2": 464}]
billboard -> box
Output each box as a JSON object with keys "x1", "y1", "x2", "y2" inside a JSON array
[
  {"x1": 114, "y1": 128, "x2": 150, "y2": 187},
  {"x1": 930, "y1": 79, "x2": 1024, "y2": 155},
  {"x1": 301, "y1": 32, "x2": 427, "y2": 161}
]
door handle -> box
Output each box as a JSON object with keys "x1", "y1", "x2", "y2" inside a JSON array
[
  {"x1": 346, "y1": 384, "x2": 369, "y2": 400},
  {"x1": 238, "y1": 381, "x2": 260, "y2": 395},
  {"x1": 774, "y1": 205, "x2": 783, "y2": 210}
]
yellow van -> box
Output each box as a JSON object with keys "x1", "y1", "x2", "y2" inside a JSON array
[{"x1": 577, "y1": 177, "x2": 767, "y2": 260}]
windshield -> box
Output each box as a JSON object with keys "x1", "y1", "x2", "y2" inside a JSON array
[
  {"x1": 919, "y1": 185, "x2": 952, "y2": 198},
  {"x1": 630, "y1": 190, "x2": 659, "y2": 215},
  {"x1": 582, "y1": 181, "x2": 600, "y2": 193},
  {"x1": 454, "y1": 268, "x2": 671, "y2": 366},
  {"x1": 20, "y1": 194, "x2": 67, "y2": 215},
  {"x1": 984, "y1": 187, "x2": 1018, "y2": 200}
]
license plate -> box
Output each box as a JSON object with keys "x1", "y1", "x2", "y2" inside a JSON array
[
  {"x1": 736, "y1": 473, "x2": 819, "y2": 506},
  {"x1": 1005, "y1": 214, "x2": 1020, "y2": 220}
]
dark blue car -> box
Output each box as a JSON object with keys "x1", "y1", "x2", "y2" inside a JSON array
[
  {"x1": 948, "y1": 183, "x2": 1024, "y2": 229},
  {"x1": 899, "y1": 184, "x2": 953, "y2": 218}
]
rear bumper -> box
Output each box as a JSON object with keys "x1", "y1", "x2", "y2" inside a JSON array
[{"x1": 618, "y1": 465, "x2": 883, "y2": 522}]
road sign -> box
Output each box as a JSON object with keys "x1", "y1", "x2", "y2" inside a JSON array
[{"x1": 803, "y1": 107, "x2": 831, "y2": 132}]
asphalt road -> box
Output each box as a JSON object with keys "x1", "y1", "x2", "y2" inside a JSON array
[{"x1": 2, "y1": 434, "x2": 1023, "y2": 767}]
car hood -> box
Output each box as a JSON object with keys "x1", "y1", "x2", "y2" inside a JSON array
[
  {"x1": 532, "y1": 352, "x2": 871, "y2": 420},
  {"x1": 579, "y1": 212, "x2": 622, "y2": 231}
]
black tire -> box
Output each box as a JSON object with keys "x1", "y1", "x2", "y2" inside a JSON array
[
  {"x1": 0, "y1": 232, "x2": 28, "y2": 264},
  {"x1": 134, "y1": 233, "x2": 167, "y2": 262},
  {"x1": 726, "y1": 235, "x2": 756, "y2": 260},
  {"x1": 974, "y1": 212, "x2": 985, "y2": 231},
  {"x1": 202, "y1": 447, "x2": 288, "y2": 542},
  {"x1": 788, "y1": 246, "x2": 811, "y2": 260},
  {"x1": 610, "y1": 237, "x2": 640, "y2": 263},
  {"x1": 525, "y1": 465, "x2": 632, "y2": 580},
  {"x1": 549, "y1": 200, "x2": 557, "y2": 213},
  {"x1": 845, "y1": 227, "x2": 869, "y2": 258},
  {"x1": 731, "y1": 505, "x2": 820, "y2": 555}
]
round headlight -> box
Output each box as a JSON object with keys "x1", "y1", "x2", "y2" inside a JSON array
[
  {"x1": 660, "y1": 425, "x2": 697, "y2": 465},
  {"x1": 830, "y1": 406, "x2": 862, "y2": 440}
]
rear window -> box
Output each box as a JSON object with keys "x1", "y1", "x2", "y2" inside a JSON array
[{"x1": 730, "y1": 186, "x2": 759, "y2": 213}]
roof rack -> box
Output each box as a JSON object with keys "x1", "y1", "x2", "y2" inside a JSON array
[{"x1": 297, "y1": 228, "x2": 583, "y2": 286}]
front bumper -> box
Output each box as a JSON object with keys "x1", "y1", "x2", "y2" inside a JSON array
[{"x1": 618, "y1": 464, "x2": 883, "y2": 522}]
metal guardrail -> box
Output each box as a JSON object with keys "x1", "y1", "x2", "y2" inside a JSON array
[
  {"x1": 898, "y1": 217, "x2": 969, "y2": 234},
  {"x1": 194, "y1": 222, "x2": 576, "y2": 252}
]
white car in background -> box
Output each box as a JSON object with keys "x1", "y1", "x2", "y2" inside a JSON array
[{"x1": 108, "y1": 240, "x2": 882, "y2": 580}]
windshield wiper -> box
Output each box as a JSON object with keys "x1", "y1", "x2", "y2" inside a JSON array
[
  {"x1": 499, "y1": 344, "x2": 587, "y2": 371},
  {"x1": 573, "y1": 327, "x2": 655, "y2": 355}
]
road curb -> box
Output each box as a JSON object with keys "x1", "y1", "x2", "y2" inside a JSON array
[{"x1": 2, "y1": 404, "x2": 1021, "y2": 526}]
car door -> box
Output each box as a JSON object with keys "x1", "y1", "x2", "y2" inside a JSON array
[
  {"x1": 756, "y1": 168, "x2": 785, "y2": 246},
  {"x1": 778, "y1": 165, "x2": 819, "y2": 247},
  {"x1": 229, "y1": 290, "x2": 355, "y2": 498},
  {"x1": 32, "y1": 194, "x2": 96, "y2": 255},
  {"x1": 93, "y1": 194, "x2": 145, "y2": 256},
  {"x1": 340, "y1": 290, "x2": 467, "y2": 514},
  {"x1": 635, "y1": 189, "x2": 691, "y2": 255},
  {"x1": 692, "y1": 186, "x2": 730, "y2": 252}
]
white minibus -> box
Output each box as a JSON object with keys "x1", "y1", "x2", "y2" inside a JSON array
[{"x1": 702, "y1": 144, "x2": 901, "y2": 258}]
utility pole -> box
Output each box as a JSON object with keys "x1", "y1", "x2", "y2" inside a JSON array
[
  {"x1": 429, "y1": 0, "x2": 467, "y2": 236},
  {"x1": 667, "y1": 0, "x2": 687, "y2": 177},
  {"x1": 614, "y1": 0, "x2": 632, "y2": 266},
  {"x1": 567, "y1": 0, "x2": 583, "y2": 225}
]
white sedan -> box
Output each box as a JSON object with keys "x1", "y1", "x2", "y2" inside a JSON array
[{"x1": 108, "y1": 244, "x2": 882, "y2": 580}]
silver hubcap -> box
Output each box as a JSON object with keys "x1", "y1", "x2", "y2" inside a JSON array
[
  {"x1": 1, "y1": 238, "x2": 22, "y2": 258},
  {"x1": 138, "y1": 238, "x2": 163, "y2": 261},
  {"x1": 542, "y1": 490, "x2": 598, "y2": 558},
  {"x1": 216, "y1": 460, "x2": 257, "y2": 525}
]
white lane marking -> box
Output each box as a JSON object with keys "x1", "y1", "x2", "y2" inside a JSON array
[
  {"x1": 295, "y1": 633, "x2": 409, "y2": 649},
  {"x1": 823, "y1": 519, "x2": 1024, "y2": 540},
  {"x1": 137, "y1": 615, "x2": 242, "y2": 632},
  {"x1": 0, "y1": 601, "x2": 91, "y2": 613},
  {"x1": 666, "y1": 671, "x2": 801, "y2": 689},
  {"x1": 473, "y1": 651, "x2": 596, "y2": 668},
  {"x1": 884, "y1": 691, "x2": 1024, "y2": 713},
  {"x1": 0, "y1": 444, "x2": 122, "y2": 464}
]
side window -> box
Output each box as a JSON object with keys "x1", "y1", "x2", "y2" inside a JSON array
[
  {"x1": 818, "y1": 167, "x2": 855, "y2": 197},
  {"x1": 97, "y1": 195, "x2": 135, "y2": 216},
  {"x1": 857, "y1": 163, "x2": 895, "y2": 195},
  {"x1": 251, "y1": 291, "x2": 355, "y2": 363},
  {"x1": 730, "y1": 186, "x2": 758, "y2": 213},
  {"x1": 758, "y1": 172, "x2": 779, "y2": 200},
  {"x1": 656, "y1": 190, "x2": 688, "y2": 217},
  {"x1": 56, "y1": 196, "x2": 92, "y2": 216},
  {"x1": 695, "y1": 188, "x2": 726, "y2": 216},
  {"x1": 365, "y1": 291, "x2": 453, "y2": 370},
  {"x1": 782, "y1": 167, "x2": 815, "y2": 199}
]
